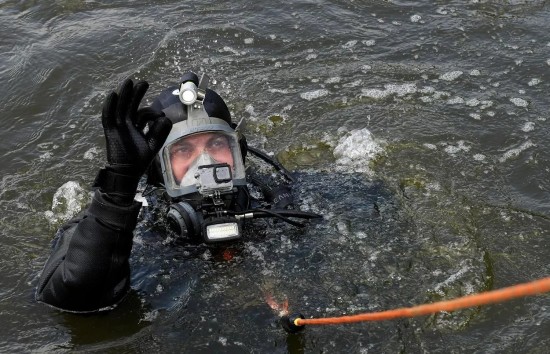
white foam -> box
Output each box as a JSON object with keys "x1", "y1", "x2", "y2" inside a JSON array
[
  {"x1": 410, "y1": 14, "x2": 422, "y2": 23},
  {"x1": 300, "y1": 89, "x2": 329, "y2": 101},
  {"x1": 473, "y1": 154, "x2": 486, "y2": 161},
  {"x1": 423, "y1": 143, "x2": 437, "y2": 150},
  {"x1": 361, "y1": 88, "x2": 390, "y2": 99},
  {"x1": 433, "y1": 263, "x2": 471, "y2": 295},
  {"x1": 333, "y1": 129, "x2": 383, "y2": 174},
  {"x1": 361, "y1": 65, "x2": 372, "y2": 72},
  {"x1": 446, "y1": 96, "x2": 464, "y2": 104},
  {"x1": 386, "y1": 83, "x2": 417, "y2": 96},
  {"x1": 39, "y1": 152, "x2": 53, "y2": 161},
  {"x1": 465, "y1": 98, "x2": 480, "y2": 107},
  {"x1": 343, "y1": 79, "x2": 362, "y2": 88},
  {"x1": 244, "y1": 38, "x2": 254, "y2": 44},
  {"x1": 245, "y1": 104, "x2": 256, "y2": 116},
  {"x1": 325, "y1": 77, "x2": 341, "y2": 84},
  {"x1": 420, "y1": 86, "x2": 435, "y2": 94},
  {"x1": 510, "y1": 97, "x2": 528, "y2": 107},
  {"x1": 480, "y1": 100, "x2": 493, "y2": 109},
  {"x1": 444, "y1": 141, "x2": 471, "y2": 155},
  {"x1": 83, "y1": 147, "x2": 100, "y2": 160},
  {"x1": 521, "y1": 122, "x2": 535, "y2": 132},
  {"x1": 141, "y1": 309, "x2": 159, "y2": 322},
  {"x1": 432, "y1": 90, "x2": 451, "y2": 99},
  {"x1": 469, "y1": 113, "x2": 481, "y2": 120},
  {"x1": 306, "y1": 53, "x2": 318, "y2": 60},
  {"x1": 499, "y1": 140, "x2": 535, "y2": 163},
  {"x1": 268, "y1": 88, "x2": 289, "y2": 94},
  {"x1": 439, "y1": 70, "x2": 463, "y2": 81},
  {"x1": 420, "y1": 96, "x2": 433, "y2": 103},
  {"x1": 222, "y1": 46, "x2": 240, "y2": 55},
  {"x1": 470, "y1": 69, "x2": 481, "y2": 76},
  {"x1": 500, "y1": 211, "x2": 511, "y2": 222},
  {"x1": 528, "y1": 78, "x2": 541, "y2": 86},
  {"x1": 44, "y1": 181, "x2": 90, "y2": 224},
  {"x1": 362, "y1": 39, "x2": 376, "y2": 46},
  {"x1": 342, "y1": 40, "x2": 358, "y2": 49},
  {"x1": 361, "y1": 83, "x2": 417, "y2": 99}
]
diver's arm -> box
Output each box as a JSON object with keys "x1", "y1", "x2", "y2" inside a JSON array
[
  {"x1": 35, "y1": 191, "x2": 141, "y2": 312},
  {"x1": 35, "y1": 79, "x2": 171, "y2": 312}
]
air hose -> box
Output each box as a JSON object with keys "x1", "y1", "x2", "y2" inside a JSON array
[
  {"x1": 230, "y1": 209, "x2": 323, "y2": 227},
  {"x1": 279, "y1": 276, "x2": 550, "y2": 333},
  {"x1": 247, "y1": 146, "x2": 295, "y2": 183}
]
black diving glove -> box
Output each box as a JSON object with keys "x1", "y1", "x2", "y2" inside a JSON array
[{"x1": 93, "y1": 79, "x2": 172, "y2": 205}]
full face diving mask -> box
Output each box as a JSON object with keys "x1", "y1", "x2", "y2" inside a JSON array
[{"x1": 158, "y1": 74, "x2": 247, "y2": 243}]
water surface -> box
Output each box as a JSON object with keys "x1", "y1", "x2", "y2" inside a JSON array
[{"x1": 1, "y1": 0, "x2": 549, "y2": 352}]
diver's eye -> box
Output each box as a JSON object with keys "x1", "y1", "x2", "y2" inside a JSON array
[
  {"x1": 207, "y1": 136, "x2": 230, "y2": 151},
  {"x1": 170, "y1": 143, "x2": 194, "y2": 159}
]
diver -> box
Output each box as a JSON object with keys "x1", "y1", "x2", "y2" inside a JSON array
[{"x1": 35, "y1": 72, "x2": 320, "y2": 313}]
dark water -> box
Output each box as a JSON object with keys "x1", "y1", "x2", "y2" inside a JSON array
[{"x1": 1, "y1": 0, "x2": 550, "y2": 352}]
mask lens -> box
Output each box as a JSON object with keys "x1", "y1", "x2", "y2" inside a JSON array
[{"x1": 163, "y1": 131, "x2": 245, "y2": 193}]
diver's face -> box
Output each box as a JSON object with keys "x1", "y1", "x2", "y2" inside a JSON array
[{"x1": 169, "y1": 132, "x2": 234, "y2": 183}]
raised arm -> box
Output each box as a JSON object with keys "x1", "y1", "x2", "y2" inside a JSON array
[{"x1": 36, "y1": 79, "x2": 172, "y2": 312}]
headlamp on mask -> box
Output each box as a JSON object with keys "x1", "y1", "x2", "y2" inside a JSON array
[{"x1": 179, "y1": 81, "x2": 199, "y2": 105}]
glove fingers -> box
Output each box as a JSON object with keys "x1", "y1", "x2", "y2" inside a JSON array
[
  {"x1": 115, "y1": 79, "x2": 135, "y2": 126},
  {"x1": 129, "y1": 81, "x2": 149, "y2": 126},
  {"x1": 136, "y1": 107, "x2": 162, "y2": 131},
  {"x1": 145, "y1": 116, "x2": 173, "y2": 154},
  {"x1": 101, "y1": 92, "x2": 118, "y2": 130}
]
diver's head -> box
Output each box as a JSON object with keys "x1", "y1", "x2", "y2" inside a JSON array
[{"x1": 152, "y1": 72, "x2": 246, "y2": 199}]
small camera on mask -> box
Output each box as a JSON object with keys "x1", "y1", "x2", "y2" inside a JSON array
[{"x1": 196, "y1": 163, "x2": 234, "y2": 196}]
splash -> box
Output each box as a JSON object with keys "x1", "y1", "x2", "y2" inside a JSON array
[
  {"x1": 44, "y1": 181, "x2": 90, "y2": 224},
  {"x1": 333, "y1": 129, "x2": 384, "y2": 175}
]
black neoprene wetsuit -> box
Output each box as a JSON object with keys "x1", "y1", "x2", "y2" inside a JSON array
[{"x1": 35, "y1": 190, "x2": 142, "y2": 313}]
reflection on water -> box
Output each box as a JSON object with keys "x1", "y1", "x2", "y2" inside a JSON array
[{"x1": 1, "y1": 0, "x2": 549, "y2": 352}]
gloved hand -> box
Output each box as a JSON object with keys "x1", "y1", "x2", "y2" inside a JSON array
[{"x1": 94, "y1": 79, "x2": 172, "y2": 204}]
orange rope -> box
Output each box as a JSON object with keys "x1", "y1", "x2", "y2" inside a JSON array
[{"x1": 295, "y1": 276, "x2": 550, "y2": 326}]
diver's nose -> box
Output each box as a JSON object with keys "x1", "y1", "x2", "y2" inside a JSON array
[{"x1": 196, "y1": 151, "x2": 217, "y2": 165}]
